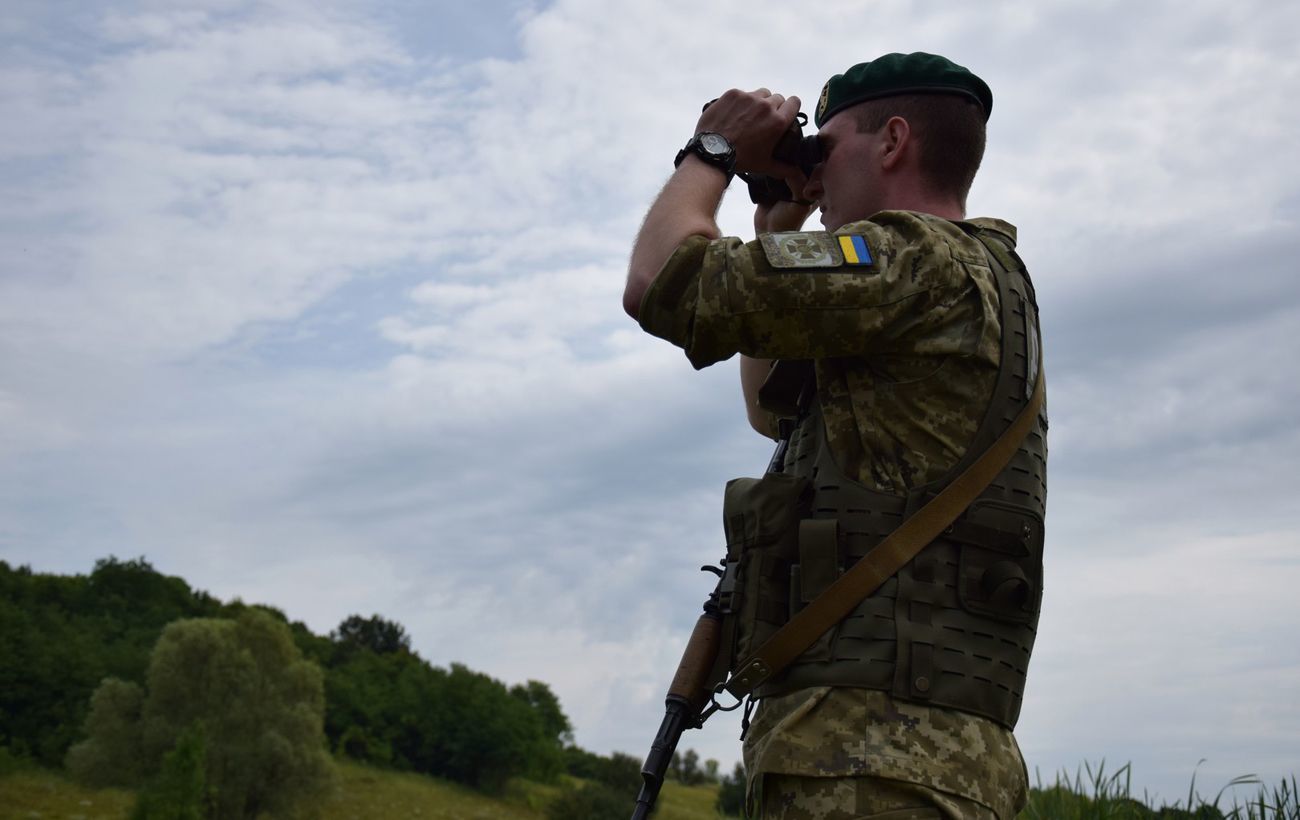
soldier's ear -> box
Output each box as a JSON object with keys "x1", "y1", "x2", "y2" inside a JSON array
[{"x1": 879, "y1": 116, "x2": 911, "y2": 170}]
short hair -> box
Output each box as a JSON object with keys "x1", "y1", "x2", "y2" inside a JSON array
[{"x1": 849, "y1": 93, "x2": 987, "y2": 207}]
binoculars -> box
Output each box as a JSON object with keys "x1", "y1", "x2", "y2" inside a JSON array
[
  {"x1": 701, "y1": 98, "x2": 823, "y2": 206},
  {"x1": 745, "y1": 112, "x2": 822, "y2": 206}
]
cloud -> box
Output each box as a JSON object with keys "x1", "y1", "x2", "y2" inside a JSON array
[{"x1": 2, "y1": 0, "x2": 1299, "y2": 799}]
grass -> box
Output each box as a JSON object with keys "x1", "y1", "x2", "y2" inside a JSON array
[
  {"x1": 654, "y1": 778, "x2": 737, "y2": 819},
  {"x1": 0, "y1": 767, "x2": 135, "y2": 820},
  {"x1": 0, "y1": 760, "x2": 732, "y2": 820},
  {"x1": 3, "y1": 758, "x2": 1295, "y2": 820},
  {"x1": 1019, "y1": 761, "x2": 1300, "y2": 820}
]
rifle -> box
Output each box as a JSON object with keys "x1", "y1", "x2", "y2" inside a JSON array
[
  {"x1": 628, "y1": 602, "x2": 726, "y2": 820},
  {"x1": 629, "y1": 428, "x2": 794, "y2": 820}
]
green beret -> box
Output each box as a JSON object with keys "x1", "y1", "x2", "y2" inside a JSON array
[{"x1": 814, "y1": 52, "x2": 992, "y2": 127}]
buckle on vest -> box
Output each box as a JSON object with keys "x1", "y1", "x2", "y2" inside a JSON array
[{"x1": 724, "y1": 659, "x2": 772, "y2": 700}]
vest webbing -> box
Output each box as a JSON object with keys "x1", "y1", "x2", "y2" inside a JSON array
[{"x1": 723, "y1": 227, "x2": 1047, "y2": 729}]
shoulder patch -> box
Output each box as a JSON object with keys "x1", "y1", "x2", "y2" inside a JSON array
[
  {"x1": 760, "y1": 231, "x2": 873, "y2": 269},
  {"x1": 836, "y1": 233, "x2": 873, "y2": 266}
]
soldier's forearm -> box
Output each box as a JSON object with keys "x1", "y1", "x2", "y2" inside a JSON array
[
  {"x1": 740, "y1": 355, "x2": 780, "y2": 439},
  {"x1": 624, "y1": 157, "x2": 727, "y2": 319}
]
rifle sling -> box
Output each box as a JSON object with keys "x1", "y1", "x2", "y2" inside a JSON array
[{"x1": 723, "y1": 365, "x2": 1045, "y2": 701}]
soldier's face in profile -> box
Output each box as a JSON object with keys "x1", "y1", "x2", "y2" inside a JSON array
[{"x1": 804, "y1": 112, "x2": 883, "y2": 230}]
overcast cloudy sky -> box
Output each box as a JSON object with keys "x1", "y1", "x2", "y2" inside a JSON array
[{"x1": 3, "y1": 0, "x2": 1298, "y2": 805}]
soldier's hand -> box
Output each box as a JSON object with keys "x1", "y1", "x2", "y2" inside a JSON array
[
  {"x1": 697, "y1": 88, "x2": 802, "y2": 177},
  {"x1": 754, "y1": 195, "x2": 815, "y2": 234},
  {"x1": 753, "y1": 168, "x2": 815, "y2": 233}
]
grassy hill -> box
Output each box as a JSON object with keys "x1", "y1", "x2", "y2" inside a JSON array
[
  {"x1": 3, "y1": 759, "x2": 1297, "y2": 820},
  {"x1": 0, "y1": 759, "x2": 736, "y2": 820}
]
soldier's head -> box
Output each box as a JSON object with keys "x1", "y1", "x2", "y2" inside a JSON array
[{"x1": 804, "y1": 53, "x2": 990, "y2": 228}]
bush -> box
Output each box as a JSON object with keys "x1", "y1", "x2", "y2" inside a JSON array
[
  {"x1": 716, "y1": 761, "x2": 746, "y2": 817},
  {"x1": 65, "y1": 678, "x2": 145, "y2": 786},
  {"x1": 131, "y1": 725, "x2": 207, "y2": 820},
  {"x1": 564, "y1": 747, "x2": 643, "y2": 795},
  {"x1": 546, "y1": 781, "x2": 632, "y2": 820},
  {"x1": 0, "y1": 744, "x2": 32, "y2": 776}
]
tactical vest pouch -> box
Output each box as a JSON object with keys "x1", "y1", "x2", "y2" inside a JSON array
[
  {"x1": 722, "y1": 473, "x2": 810, "y2": 666},
  {"x1": 952, "y1": 500, "x2": 1044, "y2": 624}
]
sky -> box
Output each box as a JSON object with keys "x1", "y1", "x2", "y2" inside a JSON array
[{"x1": 2, "y1": 0, "x2": 1298, "y2": 806}]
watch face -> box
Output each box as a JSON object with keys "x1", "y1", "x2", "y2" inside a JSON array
[{"x1": 699, "y1": 132, "x2": 731, "y2": 156}]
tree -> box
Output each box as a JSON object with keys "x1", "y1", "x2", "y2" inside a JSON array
[
  {"x1": 679, "y1": 748, "x2": 702, "y2": 785},
  {"x1": 1, "y1": 557, "x2": 223, "y2": 768},
  {"x1": 330, "y1": 614, "x2": 410, "y2": 655},
  {"x1": 564, "y1": 747, "x2": 643, "y2": 795},
  {"x1": 704, "y1": 758, "x2": 720, "y2": 783},
  {"x1": 141, "y1": 610, "x2": 334, "y2": 819},
  {"x1": 418, "y1": 662, "x2": 560, "y2": 792},
  {"x1": 70, "y1": 609, "x2": 334, "y2": 820},
  {"x1": 131, "y1": 724, "x2": 207, "y2": 820},
  {"x1": 716, "y1": 761, "x2": 747, "y2": 817},
  {"x1": 65, "y1": 678, "x2": 145, "y2": 786},
  {"x1": 669, "y1": 747, "x2": 707, "y2": 785},
  {"x1": 510, "y1": 679, "x2": 574, "y2": 747}
]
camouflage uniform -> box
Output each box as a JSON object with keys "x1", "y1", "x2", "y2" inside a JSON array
[{"x1": 638, "y1": 211, "x2": 1031, "y2": 820}]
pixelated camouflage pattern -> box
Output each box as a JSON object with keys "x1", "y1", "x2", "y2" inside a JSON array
[
  {"x1": 638, "y1": 211, "x2": 1006, "y2": 492},
  {"x1": 757, "y1": 772, "x2": 999, "y2": 819},
  {"x1": 744, "y1": 688, "x2": 1027, "y2": 819},
  {"x1": 637, "y1": 211, "x2": 1029, "y2": 818}
]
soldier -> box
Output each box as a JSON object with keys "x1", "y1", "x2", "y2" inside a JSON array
[{"x1": 624, "y1": 53, "x2": 1046, "y2": 819}]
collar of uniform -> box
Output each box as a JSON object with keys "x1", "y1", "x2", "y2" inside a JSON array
[{"x1": 961, "y1": 216, "x2": 1017, "y2": 246}]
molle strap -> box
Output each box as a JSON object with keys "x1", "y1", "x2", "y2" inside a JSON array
[
  {"x1": 936, "y1": 226, "x2": 1039, "y2": 483},
  {"x1": 978, "y1": 231, "x2": 1021, "y2": 277},
  {"x1": 909, "y1": 642, "x2": 935, "y2": 699},
  {"x1": 798, "y1": 519, "x2": 840, "y2": 603}
]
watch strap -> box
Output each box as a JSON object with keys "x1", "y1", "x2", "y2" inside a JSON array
[{"x1": 674, "y1": 133, "x2": 735, "y2": 184}]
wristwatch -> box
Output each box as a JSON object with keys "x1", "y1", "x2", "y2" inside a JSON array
[{"x1": 674, "y1": 132, "x2": 736, "y2": 183}]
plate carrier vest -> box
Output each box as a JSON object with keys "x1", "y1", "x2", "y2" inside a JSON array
[{"x1": 737, "y1": 225, "x2": 1047, "y2": 730}]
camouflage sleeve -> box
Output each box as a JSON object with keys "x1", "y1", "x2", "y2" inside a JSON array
[{"x1": 636, "y1": 212, "x2": 972, "y2": 369}]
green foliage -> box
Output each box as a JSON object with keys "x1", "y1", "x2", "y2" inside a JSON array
[
  {"x1": 64, "y1": 609, "x2": 333, "y2": 820},
  {"x1": 7, "y1": 558, "x2": 579, "y2": 805},
  {"x1": 669, "y1": 748, "x2": 715, "y2": 786},
  {"x1": 511, "y1": 679, "x2": 575, "y2": 747},
  {"x1": 0, "y1": 743, "x2": 33, "y2": 776},
  {"x1": 564, "y1": 746, "x2": 644, "y2": 796},
  {"x1": 141, "y1": 611, "x2": 334, "y2": 820},
  {"x1": 1020, "y1": 763, "x2": 1300, "y2": 820},
  {"x1": 422, "y1": 662, "x2": 561, "y2": 792},
  {"x1": 131, "y1": 724, "x2": 208, "y2": 820},
  {"x1": 715, "y1": 761, "x2": 746, "y2": 817},
  {"x1": 65, "y1": 677, "x2": 146, "y2": 786},
  {"x1": 0, "y1": 557, "x2": 223, "y2": 767},
  {"x1": 546, "y1": 780, "x2": 632, "y2": 820},
  {"x1": 331, "y1": 614, "x2": 411, "y2": 656},
  {"x1": 325, "y1": 647, "x2": 567, "y2": 791},
  {"x1": 509, "y1": 679, "x2": 572, "y2": 782}
]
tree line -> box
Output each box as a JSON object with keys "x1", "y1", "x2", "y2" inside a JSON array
[{"x1": 0, "y1": 557, "x2": 738, "y2": 818}]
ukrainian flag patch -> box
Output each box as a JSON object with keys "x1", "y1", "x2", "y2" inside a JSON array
[
  {"x1": 838, "y1": 234, "x2": 873, "y2": 266},
  {"x1": 759, "y1": 231, "x2": 876, "y2": 270}
]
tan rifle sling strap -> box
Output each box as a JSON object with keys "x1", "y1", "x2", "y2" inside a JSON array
[
  {"x1": 723, "y1": 303, "x2": 1045, "y2": 700},
  {"x1": 724, "y1": 369, "x2": 1042, "y2": 699}
]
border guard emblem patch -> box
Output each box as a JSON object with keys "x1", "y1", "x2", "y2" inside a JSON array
[{"x1": 761, "y1": 231, "x2": 874, "y2": 269}]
